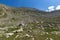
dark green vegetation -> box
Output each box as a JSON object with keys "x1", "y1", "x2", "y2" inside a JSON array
[{"x1": 0, "y1": 4, "x2": 60, "y2": 40}]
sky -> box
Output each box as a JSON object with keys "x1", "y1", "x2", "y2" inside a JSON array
[{"x1": 0, "y1": 0, "x2": 60, "y2": 11}]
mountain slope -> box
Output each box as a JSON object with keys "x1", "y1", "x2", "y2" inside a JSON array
[{"x1": 0, "y1": 4, "x2": 60, "y2": 40}]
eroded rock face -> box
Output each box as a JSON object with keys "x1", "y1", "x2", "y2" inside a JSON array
[{"x1": 0, "y1": 4, "x2": 60, "y2": 40}]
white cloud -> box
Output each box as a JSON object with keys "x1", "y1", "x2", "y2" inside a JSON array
[
  {"x1": 46, "y1": 5, "x2": 60, "y2": 12},
  {"x1": 47, "y1": 6, "x2": 55, "y2": 12},
  {"x1": 56, "y1": 5, "x2": 60, "y2": 10},
  {"x1": 48, "y1": 6, "x2": 55, "y2": 10}
]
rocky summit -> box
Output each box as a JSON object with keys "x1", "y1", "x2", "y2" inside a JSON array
[{"x1": 0, "y1": 4, "x2": 60, "y2": 40}]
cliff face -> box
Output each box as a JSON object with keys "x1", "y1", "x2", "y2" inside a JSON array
[{"x1": 0, "y1": 4, "x2": 60, "y2": 40}]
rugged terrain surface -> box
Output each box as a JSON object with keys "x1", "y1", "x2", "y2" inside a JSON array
[{"x1": 0, "y1": 4, "x2": 60, "y2": 40}]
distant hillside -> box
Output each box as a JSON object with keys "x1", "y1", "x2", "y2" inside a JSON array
[{"x1": 0, "y1": 4, "x2": 60, "y2": 40}]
